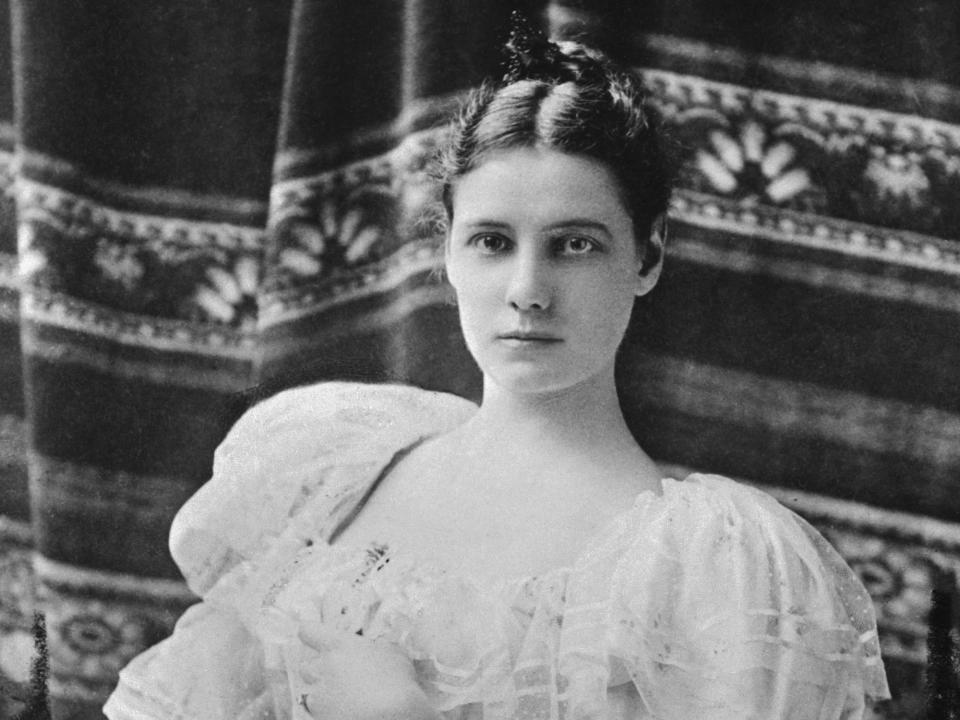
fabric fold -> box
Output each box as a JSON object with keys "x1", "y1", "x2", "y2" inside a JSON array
[{"x1": 106, "y1": 382, "x2": 889, "y2": 720}]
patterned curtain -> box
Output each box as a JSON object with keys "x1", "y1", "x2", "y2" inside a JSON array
[{"x1": 0, "y1": 1, "x2": 958, "y2": 718}]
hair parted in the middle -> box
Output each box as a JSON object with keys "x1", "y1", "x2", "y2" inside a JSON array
[{"x1": 436, "y1": 13, "x2": 672, "y2": 261}]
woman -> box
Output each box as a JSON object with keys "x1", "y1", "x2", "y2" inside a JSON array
[{"x1": 104, "y1": 19, "x2": 889, "y2": 720}]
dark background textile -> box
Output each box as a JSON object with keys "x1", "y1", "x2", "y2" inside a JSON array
[{"x1": 0, "y1": 1, "x2": 958, "y2": 717}]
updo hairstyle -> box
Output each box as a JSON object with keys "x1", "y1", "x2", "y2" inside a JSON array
[{"x1": 436, "y1": 34, "x2": 672, "y2": 267}]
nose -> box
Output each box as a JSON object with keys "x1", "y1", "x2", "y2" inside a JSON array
[{"x1": 505, "y1": 249, "x2": 552, "y2": 312}]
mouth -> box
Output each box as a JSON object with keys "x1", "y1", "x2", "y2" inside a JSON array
[{"x1": 497, "y1": 332, "x2": 562, "y2": 343}]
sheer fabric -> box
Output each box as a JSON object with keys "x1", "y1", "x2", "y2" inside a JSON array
[{"x1": 104, "y1": 382, "x2": 889, "y2": 720}]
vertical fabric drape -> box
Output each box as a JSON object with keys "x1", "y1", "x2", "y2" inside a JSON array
[
  {"x1": 4, "y1": 1, "x2": 292, "y2": 716},
  {"x1": 0, "y1": 1, "x2": 958, "y2": 717}
]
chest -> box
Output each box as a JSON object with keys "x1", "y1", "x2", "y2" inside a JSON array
[{"x1": 331, "y1": 449, "x2": 619, "y2": 580}]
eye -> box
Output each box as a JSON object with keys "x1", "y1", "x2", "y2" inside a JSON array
[
  {"x1": 468, "y1": 233, "x2": 511, "y2": 254},
  {"x1": 556, "y1": 235, "x2": 599, "y2": 256}
]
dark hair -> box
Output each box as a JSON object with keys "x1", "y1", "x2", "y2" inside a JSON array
[{"x1": 436, "y1": 40, "x2": 672, "y2": 263}]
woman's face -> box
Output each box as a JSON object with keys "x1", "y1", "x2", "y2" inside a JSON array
[{"x1": 446, "y1": 147, "x2": 661, "y2": 395}]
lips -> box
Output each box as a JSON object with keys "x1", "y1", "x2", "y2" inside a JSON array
[{"x1": 498, "y1": 331, "x2": 562, "y2": 342}]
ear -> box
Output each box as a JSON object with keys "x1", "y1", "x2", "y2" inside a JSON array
[{"x1": 635, "y1": 213, "x2": 666, "y2": 297}]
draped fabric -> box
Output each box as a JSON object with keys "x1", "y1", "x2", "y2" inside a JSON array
[{"x1": 0, "y1": 1, "x2": 957, "y2": 717}]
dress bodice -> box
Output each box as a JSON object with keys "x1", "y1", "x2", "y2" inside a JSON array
[{"x1": 104, "y1": 382, "x2": 890, "y2": 720}]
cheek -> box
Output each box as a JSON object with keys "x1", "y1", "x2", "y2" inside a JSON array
[
  {"x1": 593, "y1": 301, "x2": 633, "y2": 343},
  {"x1": 575, "y1": 279, "x2": 637, "y2": 345},
  {"x1": 449, "y1": 271, "x2": 494, "y2": 333},
  {"x1": 447, "y1": 253, "x2": 502, "y2": 304},
  {"x1": 583, "y1": 273, "x2": 635, "y2": 313},
  {"x1": 444, "y1": 249, "x2": 474, "y2": 298}
]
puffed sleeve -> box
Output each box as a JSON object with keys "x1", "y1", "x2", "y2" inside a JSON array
[
  {"x1": 170, "y1": 381, "x2": 478, "y2": 596},
  {"x1": 606, "y1": 474, "x2": 890, "y2": 720},
  {"x1": 103, "y1": 381, "x2": 477, "y2": 720}
]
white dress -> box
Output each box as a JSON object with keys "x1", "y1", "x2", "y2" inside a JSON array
[{"x1": 104, "y1": 382, "x2": 890, "y2": 720}]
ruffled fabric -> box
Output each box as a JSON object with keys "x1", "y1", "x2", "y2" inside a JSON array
[
  {"x1": 105, "y1": 382, "x2": 477, "y2": 720},
  {"x1": 601, "y1": 476, "x2": 889, "y2": 719},
  {"x1": 168, "y1": 382, "x2": 478, "y2": 597},
  {"x1": 105, "y1": 382, "x2": 889, "y2": 720}
]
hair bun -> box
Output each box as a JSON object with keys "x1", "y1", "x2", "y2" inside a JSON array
[{"x1": 501, "y1": 10, "x2": 605, "y2": 86}]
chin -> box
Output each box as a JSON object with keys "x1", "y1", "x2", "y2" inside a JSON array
[{"x1": 467, "y1": 336, "x2": 618, "y2": 396}]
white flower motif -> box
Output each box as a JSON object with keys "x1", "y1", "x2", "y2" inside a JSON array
[
  {"x1": 192, "y1": 255, "x2": 260, "y2": 328},
  {"x1": 279, "y1": 202, "x2": 383, "y2": 278},
  {"x1": 863, "y1": 148, "x2": 930, "y2": 206},
  {"x1": 695, "y1": 120, "x2": 812, "y2": 204},
  {"x1": 278, "y1": 222, "x2": 324, "y2": 277},
  {"x1": 92, "y1": 240, "x2": 145, "y2": 290}
]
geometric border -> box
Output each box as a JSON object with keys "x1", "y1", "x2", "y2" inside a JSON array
[
  {"x1": 670, "y1": 233, "x2": 960, "y2": 315},
  {"x1": 638, "y1": 33, "x2": 960, "y2": 121},
  {"x1": 15, "y1": 178, "x2": 265, "y2": 254},
  {"x1": 644, "y1": 68, "x2": 960, "y2": 152},
  {"x1": 21, "y1": 289, "x2": 260, "y2": 357},
  {"x1": 674, "y1": 191, "x2": 960, "y2": 276}
]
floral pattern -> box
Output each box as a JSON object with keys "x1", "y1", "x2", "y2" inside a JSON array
[
  {"x1": 92, "y1": 239, "x2": 146, "y2": 291},
  {"x1": 278, "y1": 205, "x2": 381, "y2": 276},
  {"x1": 16, "y1": 200, "x2": 267, "y2": 329},
  {"x1": 53, "y1": 604, "x2": 157, "y2": 680},
  {"x1": 648, "y1": 70, "x2": 960, "y2": 241},
  {"x1": 693, "y1": 120, "x2": 819, "y2": 206},
  {"x1": 863, "y1": 148, "x2": 931, "y2": 206},
  {"x1": 270, "y1": 183, "x2": 397, "y2": 292},
  {"x1": 188, "y1": 255, "x2": 260, "y2": 330},
  {"x1": 40, "y1": 583, "x2": 187, "y2": 697}
]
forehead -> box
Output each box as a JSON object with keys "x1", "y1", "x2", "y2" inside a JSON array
[{"x1": 450, "y1": 148, "x2": 632, "y2": 227}]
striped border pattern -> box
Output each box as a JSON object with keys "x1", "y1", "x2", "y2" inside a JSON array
[
  {"x1": 15, "y1": 178, "x2": 266, "y2": 254},
  {"x1": 636, "y1": 33, "x2": 960, "y2": 118},
  {"x1": 672, "y1": 191, "x2": 960, "y2": 276},
  {"x1": 645, "y1": 68, "x2": 960, "y2": 152},
  {"x1": 21, "y1": 290, "x2": 260, "y2": 357}
]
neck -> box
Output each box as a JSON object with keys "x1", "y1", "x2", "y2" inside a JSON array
[
  {"x1": 467, "y1": 363, "x2": 638, "y2": 459},
  {"x1": 441, "y1": 363, "x2": 663, "y2": 498}
]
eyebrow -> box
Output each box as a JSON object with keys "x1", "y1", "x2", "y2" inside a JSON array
[
  {"x1": 460, "y1": 220, "x2": 512, "y2": 230},
  {"x1": 459, "y1": 218, "x2": 614, "y2": 237},
  {"x1": 543, "y1": 219, "x2": 613, "y2": 237}
]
